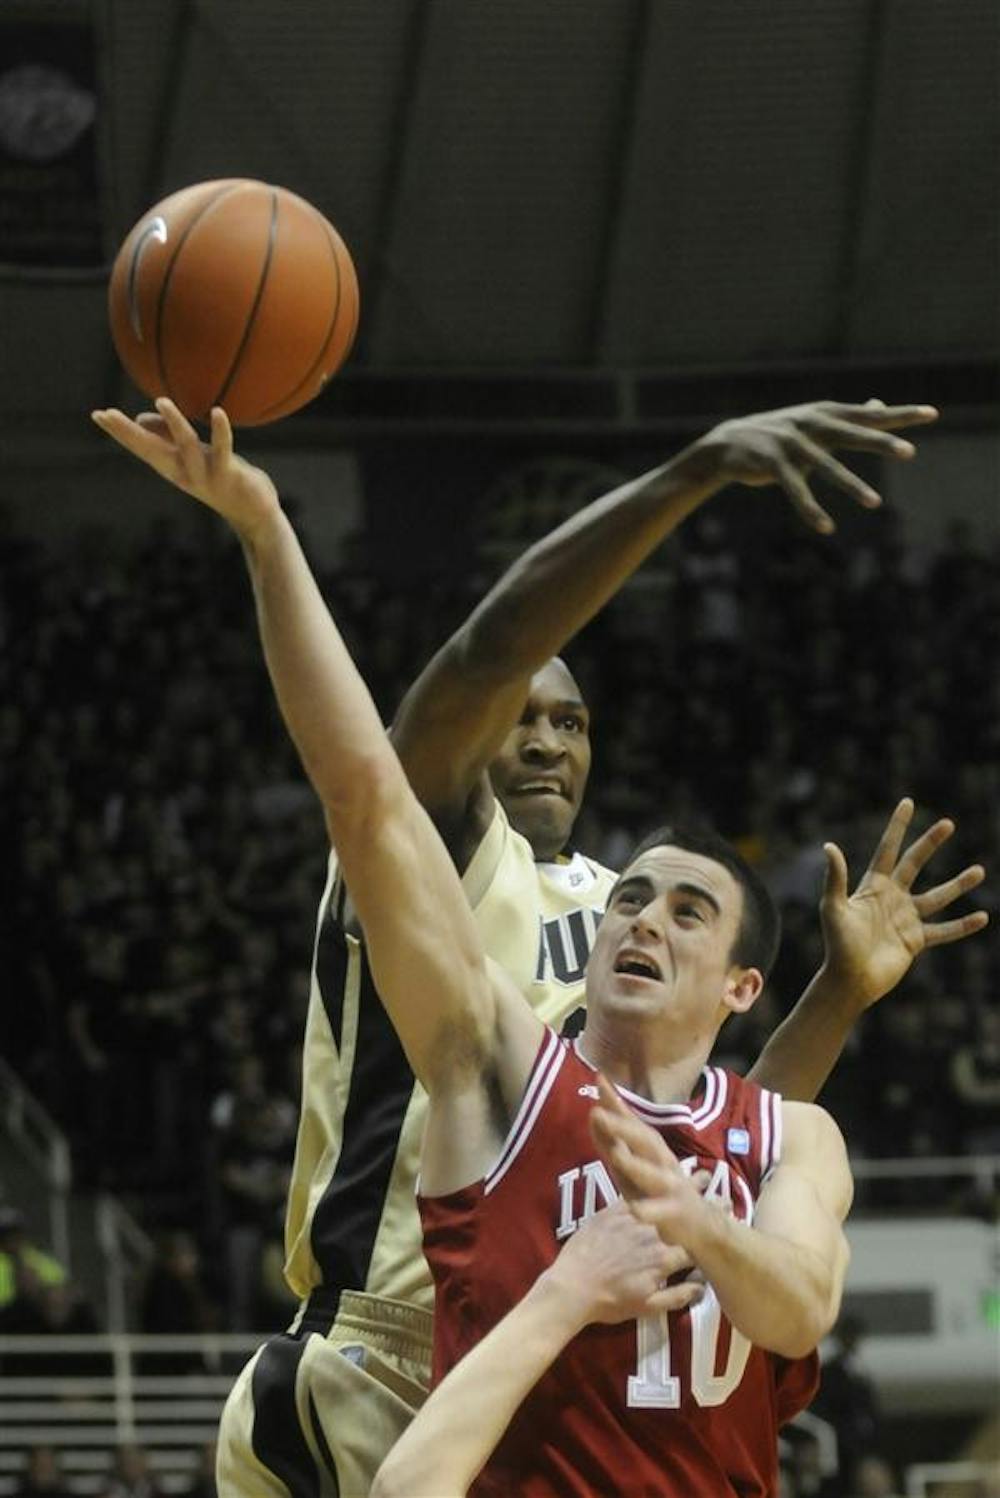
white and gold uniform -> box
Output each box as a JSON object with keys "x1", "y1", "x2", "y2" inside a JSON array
[{"x1": 217, "y1": 799, "x2": 614, "y2": 1497}]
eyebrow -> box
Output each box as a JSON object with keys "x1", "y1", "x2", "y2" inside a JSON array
[
  {"x1": 613, "y1": 875, "x2": 721, "y2": 917},
  {"x1": 675, "y1": 882, "x2": 722, "y2": 917}
]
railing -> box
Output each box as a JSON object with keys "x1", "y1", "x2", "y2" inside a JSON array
[
  {"x1": 0, "y1": 1057, "x2": 72, "y2": 1269},
  {"x1": 851, "y1": 1154, "x2": 1000, "y2": 1192},
  {"x1": 94, "y1": 1195, "x2": 155, "y2": 1335},
  {"x1": 906, "y1": 1460, "x2": 1000, "y2": 1496},
  {"x1": 0, "y1": 1334, "x2": 260, "y2": 1495}
]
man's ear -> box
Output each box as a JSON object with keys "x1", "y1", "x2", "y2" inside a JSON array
[{"x1": 723, "y1": 967, "x2": 764, "y2": 1016}]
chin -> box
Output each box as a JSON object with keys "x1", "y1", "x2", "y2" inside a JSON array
[{"x1": 508, "y1": 802, "x2": 573, "y2": 859}]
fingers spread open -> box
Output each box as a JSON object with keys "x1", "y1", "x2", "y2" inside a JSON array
[
  {"x1": 210, "y1": 406, "x2": 234, "y2": 460},
  {"x1": 865, "y1": 798, "x2": 915, "y2": 878},
  {"x1": 921, "y1": 910, "x2": 990, "y2": 948},
  {"x1": 793, "y1": 433, "x2": 882, "y2": 508},
  {"x1": 892, "y1": 817, "x2": 955, "y2": 891},
  {"x1": 821, "y1": 842, "x2": 849, "y2": 905},
  {"x1": 154, "y1": 396, "x2": 199, "y2": 447},
  {"x1": 912, "y1": 864, "x2": 985, "y2": 918},
  {"x1": 774, "y1": 457, "x2": 834, "y2": 534}
]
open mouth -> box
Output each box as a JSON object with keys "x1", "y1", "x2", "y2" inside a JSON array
[
  {"x1": 512, "y1": 781, "x2": 565, "y2": 798},
  {"x1": 613, "y1": 950, "x2": 663, "y2": 982}
]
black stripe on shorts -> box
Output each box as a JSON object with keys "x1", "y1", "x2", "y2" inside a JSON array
[{"x1": 251, "y1": 1336, "x2": 336, "y2": 1497}]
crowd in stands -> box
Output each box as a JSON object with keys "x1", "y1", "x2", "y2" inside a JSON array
[{"x1": 2, "y1": 468, "x2": 999, "y2": 1494}]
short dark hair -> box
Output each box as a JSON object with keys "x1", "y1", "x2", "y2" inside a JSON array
[{"x1": 616, "y1": 823, "x2": 781, "y2": 977}]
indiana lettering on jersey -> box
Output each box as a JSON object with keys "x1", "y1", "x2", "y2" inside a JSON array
[
  {"x1": 555, "y1": 1153, "x2": 755, "y2": 1241},
  {"x1": 534, "y1": 906, "x2": 603, "y2": 986}
]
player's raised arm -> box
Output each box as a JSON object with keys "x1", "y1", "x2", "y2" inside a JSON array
[
  {"x1": 89, "y1": 401, "x2": 519, "y2": 1115},
  {"x1": 591, "y1": 1078, "x2": 852, "y2": 1360},
  {"x1": 749, "y1": 798, "x2": 988, "y2": 1100},
  {"x1": 371, "y1": 1201, "x2": 701, "y2": 1498},
  {"x1": 390, "y1": 399, "x2": 939, "y2": 857}
]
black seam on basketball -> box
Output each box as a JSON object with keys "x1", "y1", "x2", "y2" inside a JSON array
[
  {"x1": 154, "y1": 182, "x2": 246, "y2": 407},
  {"x1": 251, "y1": 213, "x2": 347, "y2": 422},
  {"x1": 210, "y1": 186, "x2": 280, "y2": 415}
]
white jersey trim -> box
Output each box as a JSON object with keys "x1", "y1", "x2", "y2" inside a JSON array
[
  {"x1": 760, "y1": 1088, "x2": 783, "y2": 1184},
  {"x1": 536, "y1": 849, "x2": 604, "y2": 898},
  {"x1": 571, "y1": 1045, "x2": 727, "y2": 1131},
  {"x1": 485, "y1": 1030, "x2": 565, "y2": 1196}
]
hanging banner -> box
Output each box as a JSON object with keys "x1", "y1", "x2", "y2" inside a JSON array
[{"x1": 0, "y1": 17, "x2": 102, "y2": 267}]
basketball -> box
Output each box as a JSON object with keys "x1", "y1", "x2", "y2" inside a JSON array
[{"x1": 107, "y1": 179, "x2": 359, "y2": 427}]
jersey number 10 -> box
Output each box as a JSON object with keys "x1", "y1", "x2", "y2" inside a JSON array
[{"x1": 627, "y1": 1287, "x2": 751, "y2": 1408}]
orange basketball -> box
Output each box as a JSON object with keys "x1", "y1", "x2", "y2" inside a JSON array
[{"x1": 108, "y1": 179, "x2": 359, "y2": 427}]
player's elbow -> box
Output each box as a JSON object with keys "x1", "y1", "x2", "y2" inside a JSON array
[
  {"x1": 320, "y1": 745, "x2": 407, "y2": 844},
  {"x1": 770, "y1": 1310, "x2": 830, "y2": 1362}
]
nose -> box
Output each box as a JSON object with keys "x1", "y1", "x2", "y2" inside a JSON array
[
  {"x1": 520, "y1": 718, "x2": 564, "y2": 762},
  {"x1": 631, "y1": 903, "x2": 665, "y2": 942}
]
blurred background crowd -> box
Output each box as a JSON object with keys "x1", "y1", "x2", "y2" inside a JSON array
[
  {"x1": 2, "y1": 471, "x2": 999, "y2": 1346},
  {"x1": 2, "y1": 457, "x2": 999, "y2": 1498}
]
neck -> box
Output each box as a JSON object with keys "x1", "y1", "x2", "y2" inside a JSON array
[{"x1": 576, "y1": 1020, "x2": 711, "y2": 1106}]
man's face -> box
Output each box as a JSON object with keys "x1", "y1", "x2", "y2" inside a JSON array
[
  {"x1": 488, "y1": 659, "x2": 591, "y2": 861},
  {"x1": 585, "y1": 844, "x2": 759, "y2": 1032}
]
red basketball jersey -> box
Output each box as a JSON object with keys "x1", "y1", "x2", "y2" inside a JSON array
[{"x1": 420, "y1": 1030, "x2": 818, "y2": 1497}]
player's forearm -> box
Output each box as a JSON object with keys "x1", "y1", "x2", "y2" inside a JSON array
[
  {"x1": 686, "y1": 1210, "x2": 836, "y2": 1359},
  {"x1": 748, "y1": 967, "x2": 862, "y2": 1101},
  {"x1": 238, "y1": 505, "x2": 403, "y2": 825},
  {"x1": 371, "y1": 1274, "x2": 583, "y2": 1498},
  {"x1": 459, "y1": 442, "x2": 727, "y2": 673}
]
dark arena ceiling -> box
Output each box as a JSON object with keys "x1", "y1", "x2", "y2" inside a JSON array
[{"x1": 0, "y1": 0, "x2": 997, "y2": 441}]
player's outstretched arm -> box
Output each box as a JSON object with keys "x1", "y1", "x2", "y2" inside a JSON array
[
  {"x1": 591, "y1": 1078, "x2": 852, "y2": 1360},
  {"x1": 749, "y1": 798, "x2": 988, "y2": 1100},
  {"x1": 90, "y1": 401, "x2": 530, "y2": 1132},
  {"x1": 370, "y1": 1200, "x2": 701, "y2": 1498},
  {"x1": 391, "y1": 399, "x2": 938, "y2": 856}
]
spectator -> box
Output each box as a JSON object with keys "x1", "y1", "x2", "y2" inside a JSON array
[
  {"x1": 216, "y1": 1098, "x2": 293, "y2": 1329},
  {"x1": 179, "y1": 1443, "x2": 217, "y2": 1498},
  {"x1": 812, "y1": 1316, "x2": 882, "y2": 1478},
  {"x1": 139, "y1": 1230, "x2": 219, "y2": 1371},
  {"x1": 0, "y1": 1206, "x2": 66, "y2": 1312},
  {"x1": 847, "y1": 1453, "x2": 903, "y2": 1498},
  {"x1": 97, "y1": 1446, "x2": 165, "y2": 1498},
  {"x1": 12, "y1": 1445, "x2": 74, "y2": 1498},
  {"x1": 0, "y1": 1280, "x2": 106, "y2": 1379}
]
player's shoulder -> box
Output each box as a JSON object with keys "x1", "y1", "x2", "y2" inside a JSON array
[{"x1": 780, "y1": 1101, "x2": 851, "y2": 1189}]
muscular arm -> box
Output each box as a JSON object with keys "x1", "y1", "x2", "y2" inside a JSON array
[
  {"x1": 93, "y1": 396, "x2": 936, "y2": 882},
  {"x1": 371, "y1": 1202, "x2": 700, "y2": 1498},
  {"x1": 390, "y1": 451, "x2": 733, "y2": 837},
  {"x1": 89, "y1": 403, "x2": 536, "y2": 1168},
  {"x1": 592, "y1": 1081, "x2": 852, "y2": 1360},
  {"x1": 392, "y1": 401, "x2": 936, "y2": 847},
  {"x1": 687, "y1": 1103, "x2": 852, "y2": 1357}
]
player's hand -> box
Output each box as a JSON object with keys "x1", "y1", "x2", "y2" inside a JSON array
[
  {"x1": 545, "y1": 1197, "x2": 702, "y2": 1328},
  {"x1": 91, "y1": 398, "x2": 280, "y2": 536},
  {"x1": 819, "y1": 798, "x2": 988, "y2": 1011},
  {"x1": 681, "y1": 398, "x2": 938, "y2": 534},
  {"x1": 589, "y1": 1077, "x2": 711, "y2": 1254}
]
